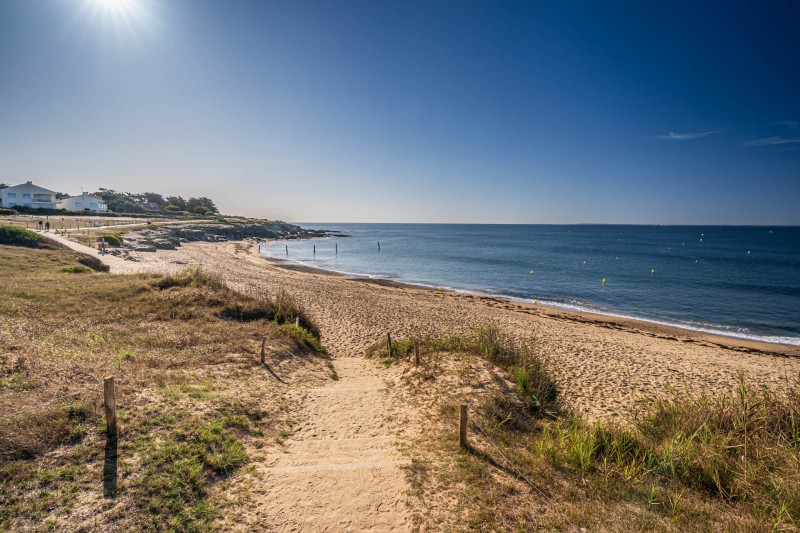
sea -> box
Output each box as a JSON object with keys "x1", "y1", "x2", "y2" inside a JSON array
[{"x1": 258, "y1": 224, "x2": 800, "y2": 346}]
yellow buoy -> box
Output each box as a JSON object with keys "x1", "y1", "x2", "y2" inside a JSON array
[
  {"x1": 533, "y1": 300, "x2": 538, "y2": 305},
  {"x1": 583, "y1": 260, "x2": 587, "y2": 266},
  {"x1": 602, "y1": 278, "x2": 606, "y2": 285},
  {"x1": 651, "y1": 268, "x2": 655, "y2": 274},
  {"x1": 438, "y1": 286, "x2": 442, "y2": 291},
  {"x1": 529, "y1": 271, "x2": 534, "y2": 276}
]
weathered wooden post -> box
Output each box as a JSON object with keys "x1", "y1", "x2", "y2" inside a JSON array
[
  {"x1": 459, "y1": 404, "x2": 468, "y2": 449},
  {"x1": 104, "y1": 377, "x2": 117, "y2": 437},
  {"x1": 313, "y1": 244, "x2": 315, "y2": 255},
  {"x1": 387, "y1": 333, "x2": 393, "y2": 358},
  {"x1": 414, "y1": 345, "x2": 420, "y2": 367},
  {"x1": 285, "y1": 244, "x2": 288, "y2": 255},
  {"x1": 295, "y1": 317, "x2": 300, "y2": 327},
  {"x1": 261, "y1": 337, "x2": 267, "y2": 364},
  {"x1": 378, "y1": 241, "x2": 381, "y2": 251},
  {"x1": 335, "y1": 243, "x2": 338, "y2": 254}
]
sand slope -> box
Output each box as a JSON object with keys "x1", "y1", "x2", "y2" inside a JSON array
[{"x1": 250, "y1": 358, "x2": 410, "y2": 531}]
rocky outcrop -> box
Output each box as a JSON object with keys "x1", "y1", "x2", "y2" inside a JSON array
[{"x1": 121, "y1": 221, "x2": 341, "y2": 253}]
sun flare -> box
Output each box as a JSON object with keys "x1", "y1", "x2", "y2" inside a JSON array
[{"x1": 92, "y1": 0, "x2": 137, "y2": 9}]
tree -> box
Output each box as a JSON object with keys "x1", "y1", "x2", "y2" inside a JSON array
[
  {"x1": 0, "y1": 183, "x2": 9, "y2": 189},
  {"x1": 108, "y1": 199, "x2": 144, "y2": 214},
  {"x1": 143, "y1": 192, "x2": 165, "y2": 206},
  {"x1": 191, "y1": 205, "x2": 210, "y2": 215},
  {"x1": 186, "y1": 197, "x2": 218, "y2": 213},
  {"x1": 165, "y1": 196, "x2": 186, "y2": 210},
  {"x1": 165, "y1": 204, "x2": 181, "y2": 212}
]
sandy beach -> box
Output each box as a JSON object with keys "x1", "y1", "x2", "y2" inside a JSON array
[{"x1": 77, "y1": 237, "x2": 800, "y2": 422}]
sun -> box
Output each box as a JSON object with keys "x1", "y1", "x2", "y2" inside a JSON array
[{"x1": 83, "y1": 0, "x2": 153, "y2": 34}]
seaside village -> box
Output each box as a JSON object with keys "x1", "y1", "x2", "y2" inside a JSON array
[{"x1": 0, "y1": 181, "x2": 107, "y2": 212}]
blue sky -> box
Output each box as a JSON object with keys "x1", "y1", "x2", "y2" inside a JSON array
[{"x1": 1, "y1": 0, "x2": 798, "y2": 224}]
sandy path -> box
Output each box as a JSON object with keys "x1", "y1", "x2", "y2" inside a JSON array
[{"x1": 251, "y1": 358, "x2": 411, "y2": 531}]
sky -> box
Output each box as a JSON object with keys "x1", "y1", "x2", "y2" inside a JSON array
[{"x1": 1, "y1": 0, "x2": 799, "y2": 224}]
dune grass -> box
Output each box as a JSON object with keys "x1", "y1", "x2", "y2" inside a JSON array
[
  {"x1": 0, "y1": 245, "x2": 329, "y2": 531},
  {"x1": 375, "y1": 324, "x2": 800, "y2": 530}
]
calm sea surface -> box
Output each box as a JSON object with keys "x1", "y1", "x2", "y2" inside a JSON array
[{"x1": 258, "y1": 224, "x2": 800, "y2": 346}]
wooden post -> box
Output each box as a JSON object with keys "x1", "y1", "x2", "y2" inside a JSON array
[
  {"x1": 378, "y1": 241, "x2": 381, "y2": 251},
  {"x1": 285, "y1": 244, "x2": 288, "y2": 255},
  {"x1": 459, "y1": 404, "x2": 468, "y2": 449},
  {"x1": 414, "y1": 345, "x2": 420, "y2": 367},
  {"x1": 295, "y1": 316, "x2": 300, "y2": 327},
  {"x1": 260, "y1": 337, "x2": 266, "y2": 364},
  {"x1": 104, "y1": 377, "x2": 117, "y2": 436},
  {"x1": 335, "y1": 243, "x2": 338, "y2": 254},
  {"x1": 313, "y1": 244, "x2": 315, "y2": 254},
  {"x1": 387, "y1": 333, "x2": 393, "y2": 358}
]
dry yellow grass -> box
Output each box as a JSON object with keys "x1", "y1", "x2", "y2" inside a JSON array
[{"x1": 0, "y1": 244, "x2": 333, "y2": 531}]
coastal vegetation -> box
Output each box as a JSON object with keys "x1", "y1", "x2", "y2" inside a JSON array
[
  {"x1": 0, "y1": 225, "x2": 45, "y2": 248},
  {"x1": 0, "y1": 245, "x2": 331, "y2": 531},
  {"x1": 373, "y1": 326, "x2": 800, "y2": 530}
]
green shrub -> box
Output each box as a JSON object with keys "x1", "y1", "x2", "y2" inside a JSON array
[
  {"x1": 99, "y1": 234, "x2": 122, "y2": 247},
  {"x1": 0, "y1": 225, "x2": 44, "y2": 248},
  {"x1": 278, "y1": 324, "x2": 327, "y2": 355},
  {"x1": 0, "y1": 208, "x2": 15, "y2": 216},
  {"x1": 59, "y1": 265, "x2": 93, "y2": 274}
]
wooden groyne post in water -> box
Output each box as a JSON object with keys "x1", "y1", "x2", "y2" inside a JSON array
[
  {"x1": 285, "y1": 244, "x2": 288, "y2": 255},
  {"x1": 459, "y1": 404, "x2": 468, "y2": 449},
  {"x1": 378, "y1": 241, "x2": 381, "y2": 251},
  {"x1": 313, "y1": 244, "x2": 316, "y2": 255},
  {"x1": 104, "y1": 377, "x2": 117, "y2": 437}
]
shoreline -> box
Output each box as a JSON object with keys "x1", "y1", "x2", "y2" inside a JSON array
[
  {"x1": 260, "y1": 254, "x2": 800, "y2": 356},
  {"x1": 52, "y1": 236, "x2": 800, "y2": 420}
]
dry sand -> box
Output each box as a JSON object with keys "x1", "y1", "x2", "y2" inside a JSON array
[
  {"x1": 97, "y1": 239, "x2": 800, "y2": 419},
  {"x1": 48, "y1": 235, "x2": 800, "y2": 531}
]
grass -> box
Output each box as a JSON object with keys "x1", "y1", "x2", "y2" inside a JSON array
[
  {"x1": 383, "y1": 324, "x2": 800, "y2": 531},
  {"x1": 0, "y1": 244, "x2": 331, "y2": 531}
]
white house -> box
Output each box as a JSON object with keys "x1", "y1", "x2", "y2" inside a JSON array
[
  {"x1": 59, "y1": 192, "x2": 108, "y2": 212},
  {"x1": 0, "y1": 181, "x2": 59, "y2": 209}
]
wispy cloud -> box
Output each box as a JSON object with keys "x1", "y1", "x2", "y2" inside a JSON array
[
  {"x1": 771, "y1": 120, "x2": 799, "y2": 129},
  {"x1": 658, "y1": 130, "x2": 723, "y2": 140},
  {"x1": 744, "y1": 136, "x2": 800, "y2": 147}
]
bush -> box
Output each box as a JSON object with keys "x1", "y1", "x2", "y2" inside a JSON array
[
  {"x1": 77, "y1": 254, "x2": 110, "y2": 272},
  {"x1": 59, "y1": 265, "x2": 93, "y2": 274},
  {"x1": 99, "y1": 234, "x2": 122, "y2": 246},
  {"x1": 0, "y1": 208, "x2": 16, "y2": 216},
  {"x1": 0, "y1": 225, "x2": 44, "y2": 248}
]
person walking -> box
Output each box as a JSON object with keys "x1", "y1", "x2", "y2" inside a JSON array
[{"x1": 45, "y1": 221, "x2": 50, "y2": 231}]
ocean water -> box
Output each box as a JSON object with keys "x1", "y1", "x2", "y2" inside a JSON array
[{"x1": 258, "y1": 224, "x2": 800, "y2": 346}]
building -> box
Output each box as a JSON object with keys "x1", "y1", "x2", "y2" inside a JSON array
[
  {"x1": 59, "y1": 192, "x2": 108, "y2": 212},
  {"x1": 0, "y1": 181, "x2": 59, "y2": 209}
]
